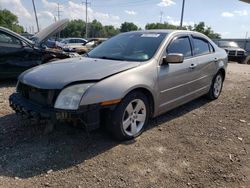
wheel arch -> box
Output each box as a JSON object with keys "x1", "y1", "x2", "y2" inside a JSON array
[
  {"x1": 217, "y1": 68, "x2": 226, "y2": 81},
  {"x1": 123, "y1": 87, "x2": 155, "y2": 118}
]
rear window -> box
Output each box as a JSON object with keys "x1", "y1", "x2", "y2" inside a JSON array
[{"x1": 193, "y1": 38, "x2": 211, "y2": 56}]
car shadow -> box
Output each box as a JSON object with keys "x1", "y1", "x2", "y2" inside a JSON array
[
  {"x1": 0, "y1": 96, "x2": 211, "y2": 179},
  {"x1": 0, "y1": 79, "x2": 17, "y2": 88}
]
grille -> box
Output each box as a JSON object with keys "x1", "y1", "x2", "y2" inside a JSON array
[
  {"x1": 17, "y1": 82, "x2": 59, "y2": 107},
  {"x1": 228, "y1": 50, "x2": 236, "y2": 56},
  {"x1": 236, "y1": 51, "x2": 245, "y2": 56}
]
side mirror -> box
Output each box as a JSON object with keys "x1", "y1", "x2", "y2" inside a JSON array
[
  {"x1": 162, "y1": 53, "x2": 184, "y2": 65},
  {"x1": 21, "y1": 41, "x2": 28, "y2": 48}
]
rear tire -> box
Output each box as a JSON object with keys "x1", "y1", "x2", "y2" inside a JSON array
[
  {"x1": 206, "y1": 72, "x2": 224, "y2": 100},
  {"x1": 107, "y1": 91, "x2": 150, "y2": 141}
]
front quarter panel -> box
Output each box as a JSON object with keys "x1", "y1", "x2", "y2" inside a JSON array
[{"x1": 80, "y1": 60, "x2": 158, "y2": 107}]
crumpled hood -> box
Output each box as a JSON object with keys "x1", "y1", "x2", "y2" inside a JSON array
[
  {"x1": 19, "y1": 57, "x2": 140, "y2": 89},
  {"x1": 32, "y1": 19, "x2": 69, "y2": 46}
]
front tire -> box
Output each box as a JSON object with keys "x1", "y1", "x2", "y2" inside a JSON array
[
  {"x1": 107, "y1": 91, "x2": 150, "y2": 140},
  {"x1": 206, "y1": 72, "x2": 224, "y2": 100}
]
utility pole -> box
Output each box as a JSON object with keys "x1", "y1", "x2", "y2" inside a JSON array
[
  {"x1": 83, "y1": 0, "x2": 90, "y2": 39},
  {"x1": 180, "y1": 0, "x2": 186, "y2": 28},
  {"x1": 32, "y1": 0, "x2": 39, "y2": 32},
  {"x1": 160, "y1": 11, "x2": 163, "y2": 23},
  {"x1": 57, "y1": 3, "x2": 63, "y2": 38},
  {"x1": 57, "y1": 3, "x2": 62, "y2": 21}
]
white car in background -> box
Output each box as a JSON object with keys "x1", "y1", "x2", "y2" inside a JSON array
[{"x1": 57, "y1": 38, "x2": 88, "y2": 49}]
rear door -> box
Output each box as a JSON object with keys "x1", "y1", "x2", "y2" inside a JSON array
[
  {"x1": 191, "y1": 35, "x2": 218, "y2": 90},
  {"x1": 157, "y1": 35, "x2": 202, "y2": 114}
]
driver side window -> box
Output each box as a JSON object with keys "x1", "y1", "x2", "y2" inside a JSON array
[
  {"x1": 167, "y1": 36, "x2": 192, "y2": 58},
  {"x1": 0, "y1": 31, "x2": 22, "y2": 47}
]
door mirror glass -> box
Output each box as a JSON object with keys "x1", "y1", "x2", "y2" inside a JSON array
[
  {"x1": 21, "y1": 41, "x2": 28, "y2": 48},
  {"x1": 162, "y1": 53, "x2": 184, "y2": 64}
]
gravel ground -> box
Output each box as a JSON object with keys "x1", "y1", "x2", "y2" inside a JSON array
[{"x1": 0, "y1": 63, "x2": 250, "y2": 188}]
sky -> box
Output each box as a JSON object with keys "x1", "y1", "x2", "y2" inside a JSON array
[{"x1": 1, "y1": 0, "x2": 250, "y2": 38}]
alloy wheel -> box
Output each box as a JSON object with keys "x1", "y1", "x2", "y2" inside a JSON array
[
  {"x1": 213, "y1": 74, "x2": 223, "y2": 98},
  {"x1": 122, "y1": 99, "x2": 146, "y2": 136}
]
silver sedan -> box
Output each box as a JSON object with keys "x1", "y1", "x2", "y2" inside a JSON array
[{"x1": 10, "y1": 30, "x2": 228, "y2": 140}]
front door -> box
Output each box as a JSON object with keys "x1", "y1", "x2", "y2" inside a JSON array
[{"x1": 157, "y1": 35, "x2": 201, "y2": 114}]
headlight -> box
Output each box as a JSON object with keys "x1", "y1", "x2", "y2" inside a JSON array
[{"x1": 54, "y1": 83, "x2": 94, "y2": 110}]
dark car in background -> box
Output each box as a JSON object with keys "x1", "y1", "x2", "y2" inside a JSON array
[
  {"x1": 216, "y1": 41, "x2": 247, "y2": 63},
  {"x1": 0, "y1": 19, "x2": 78, "y2": 79}
]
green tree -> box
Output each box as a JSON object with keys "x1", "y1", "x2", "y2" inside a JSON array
[
  {"x1": 120, "y1": 22, "x2": 138, "y2": 32},
  {"x1": 102, "y1": 25, "x2": 120, "y2": 37},
  {"x1": 89, "y1": 19, "x2": 104, "y2": 37},
  {"x1": 0, "y1": 9, "x2": 24, "y2": 33},
  {"x1": 190, "y1": 22, "x2": 221, "y2": 39},
  {"x1": 60, "y1": 19, "x2": 86, "y2": 38},
  {"x1": 145, "y1": 22, "x2": 177, "y2": 30}
]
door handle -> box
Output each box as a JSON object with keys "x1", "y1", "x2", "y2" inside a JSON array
[{"x1": 189, "y1": 63, "x2": 197, "y2": 69}]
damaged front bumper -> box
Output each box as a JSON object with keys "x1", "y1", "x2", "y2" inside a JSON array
[{"x1": 9, "y1": 93, "x2": 101, "y2": 131}]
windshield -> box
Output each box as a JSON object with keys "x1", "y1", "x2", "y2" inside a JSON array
[
  {"x1": 88, "y1": 32, "x2": 167, "y2": 61},
  {"x1": 218, "y1": 41, "x2": 239, "y2": 48}
]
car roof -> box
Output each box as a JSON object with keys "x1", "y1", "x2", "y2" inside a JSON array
[
  {"x1": 126, "y1": 29, "x2": 204, "y2": 35},
  {"x1": 124, "y1": 29, "x2": 213, "y2": 41}
]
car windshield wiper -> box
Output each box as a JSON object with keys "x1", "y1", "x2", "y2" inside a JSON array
[
  {"x1": 84, "y1": 52, "x2": 89, "y2": 57},
  {"x1": 96, "y1": 56, "x2": 125, "y2": 61}
]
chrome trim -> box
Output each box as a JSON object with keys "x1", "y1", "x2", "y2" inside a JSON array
[
  {"x1": 160, "y1": 85, "x2": 210, "y2": 108},
  {"x1": 160, "y1": 75, "x2": 209, "y2": 93}
]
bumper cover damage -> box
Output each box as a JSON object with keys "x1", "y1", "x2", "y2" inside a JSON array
[{"x1": 9, "y1": 93, "x2": 100, "y2": 131}]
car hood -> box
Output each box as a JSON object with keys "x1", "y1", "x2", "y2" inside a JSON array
[
  {"x1": 19, "y1": 57, "x2": 140, "y2": 89},
  {"x1": 32, "y1": 19, "x2": 69, "y2": 46}
]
